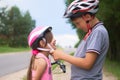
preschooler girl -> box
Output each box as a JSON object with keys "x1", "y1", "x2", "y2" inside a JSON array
[{"x1": 27, "y1": 26, "x2": 55, "y2": 80}]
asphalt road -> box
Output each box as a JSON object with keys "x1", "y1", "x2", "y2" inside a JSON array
[
  {"x1": 0, "y1": 52, "x2": 31, "y2": 77},
  {"x1": 0, "y1": 48, "x2": 76, "y2": 77}
]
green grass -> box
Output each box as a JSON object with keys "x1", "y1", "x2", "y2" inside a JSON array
[
  {"x1": 22, "y1": 76, "x2": 27, "y2": 80},
  {"x1": 0, "y1": 46, "x2": 30, "y2": 53},
  {"x1": 52, "y1": 64, "x2": 58, "y2": 70},
  {"x1": 104, "y1": 58, "x2": 120, "y2": 80}
]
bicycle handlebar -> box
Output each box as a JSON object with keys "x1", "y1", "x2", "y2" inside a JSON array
[{"x1": 51, "y1": 60, "x2": 66, "y2": 73}]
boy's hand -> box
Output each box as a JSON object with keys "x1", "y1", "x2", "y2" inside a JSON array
[{"x1": 51, "y1": 49, "x2": 64, "y2": 60}]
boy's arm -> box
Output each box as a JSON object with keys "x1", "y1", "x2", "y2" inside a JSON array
[{"x1": 52, "y1": 49, "x2": 98, "y2": 70}]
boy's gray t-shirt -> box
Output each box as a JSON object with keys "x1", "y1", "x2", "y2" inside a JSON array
[{"x1": 71, "y1": 22, "x2": 109, "y2": 80}]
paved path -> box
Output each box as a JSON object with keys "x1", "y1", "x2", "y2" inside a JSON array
[
  {"x1": 53, "y1": 62, "x2": 71, "y2": 80},
  {"x1": 53, "y1": 62, "x2": 118, "y2": 80},
  {"x1": 0, "y1": 61, "x2": 117, "y2": 80},
  {"x1": 0, "y1": 69, "x2": 27, "y2": 80},
  {"x1": 0, "y1": 52, "x2": 30, "y2": 77},
  {"x1": 0, "y1": 51, "x2": 118, "y2": 80}
]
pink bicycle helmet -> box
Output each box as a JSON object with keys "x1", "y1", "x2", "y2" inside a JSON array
[
  {"x1": 64, "y1": 0, "x2": 99, "y2": 18},
  {"x1": 28, "y1": 26, "x2": 52, "y2": 48}
]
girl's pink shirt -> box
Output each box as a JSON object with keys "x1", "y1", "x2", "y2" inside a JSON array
[{"x1": 32, "y1": 53, "x2": 52, "y2": 80}]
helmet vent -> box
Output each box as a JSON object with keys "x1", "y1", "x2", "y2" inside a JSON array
[
  {"x1": 94, "y1": 5, "x2": 99, "y2": 9},
  {"x1": 80, "y1": 4, "x2": 89, "y2": 7},
  {"x1": 88, "y1": 0, "x2": 95, "y2": 3},
  {"x1": 89, "y1": 5, "x2": 95, "y2": 9},
  {"x1": 69, "y1": 5, "x2": 74, "y2": 10},
  {"x1": 73, "y1": 7, "x2": 81, "y2": 10},
  {"x1": 77, "y1": 0, "x2": 81, "y2": 2}
]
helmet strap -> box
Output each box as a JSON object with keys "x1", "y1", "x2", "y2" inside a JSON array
[
  {"x1": 47, "y1": 43, "x2": 55, "y2": 53},
  {"x1": 37, "y1": 47, "x2": 50, "y2": 52},
  {"x1": 36, "y1": 38, "x2": 50, "y2": 52},
  {"x1": 37, "y1": 43, "x2": 54, "y2": 53},
  {"x1": 86, "y1": 20, "x2": 91, "y2": 29},
  {"x1": 42, "y1": 38, "x2": 47, "y2": 44},
  {"x1": 84, "y1": 20, "x2": 92, "y2": 40}
]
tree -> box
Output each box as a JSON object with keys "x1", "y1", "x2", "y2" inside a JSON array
[
  {"x1": 98, "y1": 0, "x2": 120, "y2": 61},
  {"x1": 0, "y1": 6, "x2": 35, "y2": 47},
  {"x1": 0, "y1": 7, "x2": 9, "y2": 45}
]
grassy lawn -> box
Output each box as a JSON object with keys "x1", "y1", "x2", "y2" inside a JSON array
[
  {"x1": 104, "y1": 58, "x2": 120, "y2": 80},
  {"x1": 0, "y1": 46, "x2": 30, "y2": 53}
]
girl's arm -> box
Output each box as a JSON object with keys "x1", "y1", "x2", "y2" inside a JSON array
[
  {"x1": 52, "y1": 49, "x2": 98, "y2": 70},
  {"x1": 33, "y1": 58, "x2": 47, "y2": 80}
]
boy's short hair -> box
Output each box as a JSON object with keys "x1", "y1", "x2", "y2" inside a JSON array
[{"x1": 70, "y1": 12, "x2": 95, "y2": 21}]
